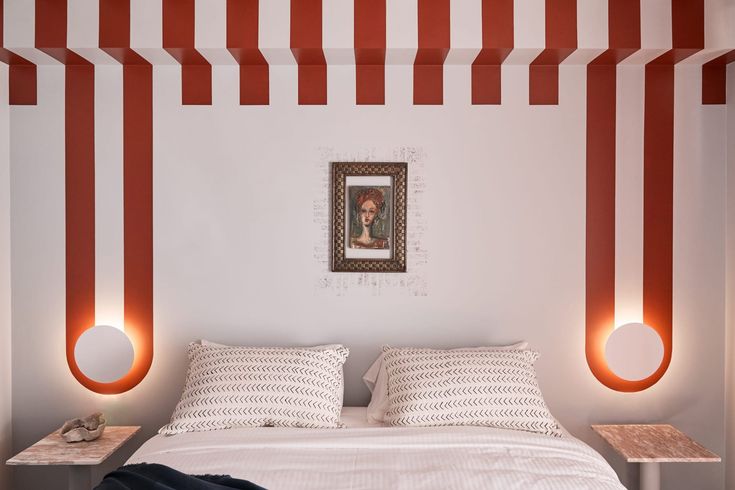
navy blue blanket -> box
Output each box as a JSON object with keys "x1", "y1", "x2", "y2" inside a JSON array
[{"x1": 95, "y1": 463, "x2": 266, "y2": 490}]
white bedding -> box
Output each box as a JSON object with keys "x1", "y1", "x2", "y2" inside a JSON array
[{"x1": 129, "y1": 407, "x2": 624, "y2": 490}]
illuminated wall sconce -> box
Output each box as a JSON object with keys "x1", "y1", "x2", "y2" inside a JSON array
[
  {"x1": 605, "y1": 323, "x2": 665, "y2": 382},
  {"x1": 74, "y1": 325, "x2": 135, "y2": 384}
]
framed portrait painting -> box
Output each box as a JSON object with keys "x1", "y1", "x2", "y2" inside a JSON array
[{"x1": 331, "y1": 162, "x2": 407, "y2": 272}]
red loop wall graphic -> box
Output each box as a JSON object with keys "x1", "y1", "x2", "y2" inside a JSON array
[{"x1": 36, "y1": 0, "x2": 155, "y2": 394}]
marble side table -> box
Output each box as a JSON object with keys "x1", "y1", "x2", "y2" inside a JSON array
[
  {"x1": 6, "y1": 426, "x2": 140, "y2": 490},
  {"x1": 592, "y1": 424, "x2": 720, "y2": 490}
]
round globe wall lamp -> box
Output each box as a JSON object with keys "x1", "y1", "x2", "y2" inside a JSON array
[
  {"x1": 605, "y1": 323, "x2": 665, "y2": 382},
  {"x1": 74, "y1": 326, "x2": 135, "y2": 384}
]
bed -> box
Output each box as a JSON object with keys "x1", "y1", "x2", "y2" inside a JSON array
[{"x1": 128, "y1": 407, "x2": 625, "y2": 490}]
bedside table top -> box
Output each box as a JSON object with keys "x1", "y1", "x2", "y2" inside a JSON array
[
  {"x1": 591, "y1": 424, "x2": 720, "y2": 463},
  {"x1": 6, "y1": 426, "x2": 141, "y2": 466}
]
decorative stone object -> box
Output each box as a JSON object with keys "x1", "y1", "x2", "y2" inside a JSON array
[{"x1": 60, "y1": 412, "x2": 107, "y2": 443}]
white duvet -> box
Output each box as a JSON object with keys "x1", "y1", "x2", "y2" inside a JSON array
[{"x1": 129, "y1": 408, "x2": 624, "y2": 490}]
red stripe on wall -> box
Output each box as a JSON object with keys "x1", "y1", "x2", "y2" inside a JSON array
[
  {"x1": 414, "y1": 0, "x2": 449, "y2": 105},
  {"x1": 291, "y1": 0, "x2": 327, "y2": 105},
  {"x1": 702, "y1": 51, "x2": 735, "y2": 104},
  {"x1": 0, "y1": 0, "x2": 37, "y2": 104},
  {"x1": 163, "y1": 0, "x2": 212, "y2": 105},
  {"x1": 122, "y1": 64, "x2": 154, "y2": 392},
  {"x1": 65, "y1": 64, "x2": 97, "y2": 391},
  {"x1": 529, "y1": 0, "x2": 577, "y2": 105},
  {"x1": 98, "y1": 0, "x2": 155, "y2": 394},
  {"x1": 471, "y1": 0, "x2": 513, "y2": 105},
  {"x1": 585, "y1": 63, "x2": 618, "y2": 390},
  {"x1": 584, "y1": 0, "x2": 647, "y2": 391},
  {"x1": 227, "y1": 0, "x2": 269, "y2": 105},
  {"x1": 354, "y1": 0, "x2": 386, "y2": 105},
  {"x1": 641, "y1": 61, "x2": 674, "y2": 387}
]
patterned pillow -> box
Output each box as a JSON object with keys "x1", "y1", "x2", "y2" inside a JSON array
[
  {"x1": 382, "y1": 348, "x2": 561, "y2": 437},
  {"x1": 159, "y1": 343, "x2": 349, "y2": 435}
]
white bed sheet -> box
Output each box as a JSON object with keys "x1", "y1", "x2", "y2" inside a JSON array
[{"x1": 129, "y1": 407, "x2": 623, "y2": 490}]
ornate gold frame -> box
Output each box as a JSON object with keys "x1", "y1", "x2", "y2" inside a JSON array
[{"x1": 331, "y1": 162, "x2": 407, "y2": 272}]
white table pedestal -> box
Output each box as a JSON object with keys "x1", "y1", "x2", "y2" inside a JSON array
[{"x1": 640, "y1": 462, "x2": 660, "y2": 490}]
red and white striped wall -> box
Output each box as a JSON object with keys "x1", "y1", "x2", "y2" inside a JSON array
[{"x1": 1, "y1": 0, "x2": 733, "y2": 393}]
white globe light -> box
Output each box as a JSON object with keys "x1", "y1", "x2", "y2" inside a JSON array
[
  {"x1": 74, "y1": 325, "x2": 134, "y2": 383},
  {"x1": 605, "y1": 322, "x2": 664, "y2": 381}
]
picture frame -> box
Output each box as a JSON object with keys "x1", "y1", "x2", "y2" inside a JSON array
[{"x1": 331, "y1": 162, "x2": 407, "y2": 272}]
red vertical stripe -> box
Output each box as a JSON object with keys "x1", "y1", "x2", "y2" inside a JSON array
[
  {"x1": 0, "y1": 0, "x2": 37, "y2": 105},
  {"x1": 227, "y1": 0, "x2": 269, "y2": 105},
  {"x1": 35, "y1": 0, "x2": 88, "y2": 64},
  {"x1": 584, "y1": 1, "x2": 648, "y2": 391},
  {"x1": 609, "y1": 0, "x2": 641, "y2": 50},
  {"x1": 163, "y1": 0, "x2": 212, "y2": 105},
  {"x1": 414, "y1": 0, "x2": 449, "y2": 105},
  {"x1": 35, "y1": 0, "x2": 67, "y2": 48},
  {"x1": 471, "y1": 0, "x2": 513, "y2": 105},
  {"x1": 98, "y1": 0, "x2": 155, "y2": 394},
  {"x1": 122, "y1": 64, "x2": 154, "y2": 391},
  {"x1": 642, "y1": 62, "x2": 674, "y2": 385},
  {"x1": 354, "y1": 0, "x2": 386, "y2": 105},
  {"x1": 65, "y1": 64, "x2": 97, "y2": 391},
  {"x1": 702, "y1": 51, "x2": 735, "y2": 105},
  {"x1": 672, "y1": 0, "x2": 704, "y2": 49},
  {"x1": 529, "y1": 0, "x2": 576, "y2": 105},
  {"x1": 291, "y1": 0, "x2": 326, "y2": 105},
  {"x1": 585, "y1": 63, "x2": 618, "y2": 389}
]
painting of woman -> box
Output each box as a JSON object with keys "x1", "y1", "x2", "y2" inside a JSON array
[{"x1": 349, "y1": 187, "x2": 390, "y2": 249}]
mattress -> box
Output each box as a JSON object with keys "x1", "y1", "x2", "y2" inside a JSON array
[{"x1": 129, "y1": 407, "x2": 624, "y2": 490}]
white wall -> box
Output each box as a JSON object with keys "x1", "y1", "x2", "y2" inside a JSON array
[
  {"x1": 0, "y1": 64, "x2": 13, "y2": 490},
  {"x1": 9, "y1": 64, "x2": 728, "y2": 489},
  {"x1": 726, "y1": 62, "x2": 735, "y2": 490}
]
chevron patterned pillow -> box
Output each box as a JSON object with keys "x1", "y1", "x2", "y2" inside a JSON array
[
  {"x1": 383, "y1": 348, "x2": 562, "y2": 437},
  {"x1": 159, "y1": 343, "x2": 349, "y2": 435}
]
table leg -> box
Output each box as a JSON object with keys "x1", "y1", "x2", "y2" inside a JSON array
[
  {"x1": 68, "y1": 465, "x2": 92, "y2": 490},
  {"x1": 640, "y1": 462, "x2": 661, "y2": 490}
]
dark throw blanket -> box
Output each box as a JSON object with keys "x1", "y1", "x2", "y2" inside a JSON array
[{"x1": 95, "y1": 463, "x2": 267, "y2": 490}]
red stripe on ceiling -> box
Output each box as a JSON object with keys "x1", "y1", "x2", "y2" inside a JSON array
[
  {"x1": 227, "y1": 0, "x2": 269, "y2": 105},
  {"x1": 354, "y1": 0, "x2": 386, "y2": 105},
  {"x1": 529, "y1": 0, "x2": 577, "y2": 105},
  {"x1": 585, "y1": 63, "x2": 618, "y2": 390},
  {"x1": 35, "y1": 0, "x2": 89, "y2": 65},
  {"x1": 672, "y1": 0, "x2": 704, "y2": 50},
  {"x1": 609, "y1": 0, "x2": 640, "y2": 50},
  {"x1": 702, "y1": 51, "x2": 735, "y2": 104},
  {"x1": 291, "y1": 0, "x2": 327, "y2": 105},
  {"x1": 35, "y1": 0, "x2": 67, "y2": 48},
  {"x1": 414, "y1": 0, "x2": 449, "y2": 105},
  {"x1": 122, "y1": 64, "x2": 154, "y2": 393},
  {"x1": 641, "y1": 62, "x2": 674, "y2": 388},
  {"x1": 100, "y1": 0, "x2": 149, "y2": 65},
  {"x1": 163, "y1": 0, "x2": 212, "y2": 105},
  {"x1": 65, "y1": 64, "x2": 97, "y2": 392},
  {"x1": 0, "y1": 0, "x2": 37, "y2": 104},
  {"x1": 471, "y1": 0, "x2": 513, "y2": 105}
]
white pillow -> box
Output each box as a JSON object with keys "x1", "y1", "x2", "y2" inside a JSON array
[
  {"x1": 363, "y1": 342, "x2": 528, "y2": 424},
  {"x1": 201, "y1": 340, "x2": 346, "y2": 406},
  {"x1": 160, "y1": 343, "x2": 349, "y2": 435},
  {"x1": 382, "y1": 348, "x2": 561, "y2": 437}
]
